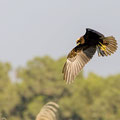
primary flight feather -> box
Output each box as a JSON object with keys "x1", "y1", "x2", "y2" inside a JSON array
[{"x1": 62, "y1": 28, "x2": 118, "y2": 84}]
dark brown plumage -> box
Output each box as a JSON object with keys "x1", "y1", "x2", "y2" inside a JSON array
[{"x1": 62, "y1": 28, "x2": 118, "y2": 84}]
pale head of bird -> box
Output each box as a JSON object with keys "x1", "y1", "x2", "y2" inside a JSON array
[{"x1": 76, "y1": 36, "x2": 85, "y2": 45}]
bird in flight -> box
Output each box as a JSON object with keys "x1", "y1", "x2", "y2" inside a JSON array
[{"x1": 62, "y1": 28, "x2": 118, "y2": 84}]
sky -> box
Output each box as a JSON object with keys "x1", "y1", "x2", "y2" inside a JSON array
[{"x1": 0, "y1": 0, "x2": 120, "y2": 76}]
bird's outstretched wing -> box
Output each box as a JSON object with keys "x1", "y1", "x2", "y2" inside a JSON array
[
  {"x1": 36, "y1": 102, "x2": 59, "y2": 120},
  {"x1": 62, "y1": 45, "x2": 96, "y2": 84}
]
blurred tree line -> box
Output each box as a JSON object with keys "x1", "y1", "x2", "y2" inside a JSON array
[{"x1": 0, "y1": 56, "x2": 120, "y2": 120}]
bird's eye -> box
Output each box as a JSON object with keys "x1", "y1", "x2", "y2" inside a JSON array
[{"x1": 76, "y1": 38, "x2": 81, "y2": 45}]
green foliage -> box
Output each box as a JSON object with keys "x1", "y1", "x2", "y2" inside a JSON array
[{"x1": 0, "y1": 57, "x2": 120, "y2": 120}]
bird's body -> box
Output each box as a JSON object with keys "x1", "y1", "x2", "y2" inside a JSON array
[{"x1": 62, "y1": 28, "x2": 118, "y2": 84}]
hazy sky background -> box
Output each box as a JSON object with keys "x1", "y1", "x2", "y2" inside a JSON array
[{"x1": 0, "y1": 0, "x2": 120, "y2": 76}]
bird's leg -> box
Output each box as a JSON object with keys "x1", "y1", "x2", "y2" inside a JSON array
[{"x1": 98, "y1": 42, "x2": 107, "y2": 51}]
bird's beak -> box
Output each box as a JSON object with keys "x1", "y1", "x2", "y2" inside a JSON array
[
  {"x1": 77, "y1": 42, "x2": 80, "y2": 45},
  {"x1": 76, "y1": 38, "x2": 80, "y2": 45}
]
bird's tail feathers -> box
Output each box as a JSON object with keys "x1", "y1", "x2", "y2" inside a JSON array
[{"x1": 97, "y1": 36, "x2": 117, "y2": 57}]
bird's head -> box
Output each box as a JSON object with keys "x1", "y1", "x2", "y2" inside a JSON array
[{"x1": 76, "y1": 36, "x2": 85, "y2": 45}]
